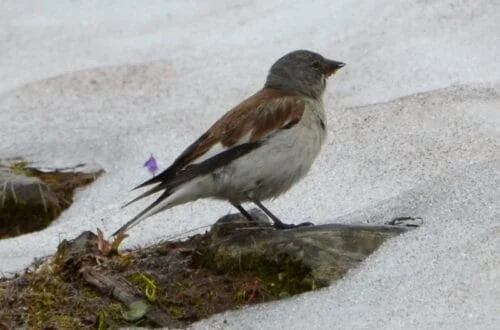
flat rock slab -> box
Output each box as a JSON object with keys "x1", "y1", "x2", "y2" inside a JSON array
[
  {"x1": 208, "y1": 213, "x2": 411, "y2": 286},
  {"x1": 0, "y1": 210, "x2": 416, "y2": 328}
]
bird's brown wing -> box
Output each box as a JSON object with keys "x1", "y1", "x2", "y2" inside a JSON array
[{"x1": 131, "y1": 88, "x2": 305, "y2": 192}]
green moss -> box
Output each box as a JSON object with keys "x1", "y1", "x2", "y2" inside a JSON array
[
  {"x1": 117, "y1": 253, "x2": 134, "y2": 268},
  {"x1": 81, "y1": 285, "x2": 101, "y2": 298},
  {"x1": 106, "y1": 301, "x2": 125, "y2": 320},
  {"x1": 192, "y1": 245, "x2": 319, "y2": 300},
  {"x1": 97, "y1": 310, "x2": 108, "y2": 330},
  {"x1": 129, "y1": 273, "x2": 157, "y2": 302},
  {"x1": 235, "y1": 289, "x2": 247, "y2": 308},
  {"x1": 95, "y1": 302, "x2": 126, "y2": 330},
  {"x1": 9, "y1": 160, "x2": 32, "y2": 176},
  {"x1": 24, "y1": 274, "x2": 79, "y2": 327},
  {"x1": 242, "y1": 252, "x2": 316, "y2": 297},
  {"x1": 155, "y1": 280, "x2": 198, "y2": 320},
  {"x1": 1, "y1": 265, "x2": 128, "y2": 328}
]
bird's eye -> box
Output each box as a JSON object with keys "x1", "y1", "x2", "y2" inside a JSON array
[{"x1": 311, "y1": 60, "x2": 322, "y2": 70}]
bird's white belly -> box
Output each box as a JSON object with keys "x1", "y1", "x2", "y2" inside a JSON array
[{"x1": 211, "y1": 111, "x2": 326, "y2": 202}]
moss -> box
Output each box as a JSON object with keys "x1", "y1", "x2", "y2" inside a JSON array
[
  {"x1": 94, "y1": 302, "x2": 126, "y2": 330},
  {"x1": 81, "y1": 285, "x2": 101, "y2": 299},
  {"x1": 155, "y1": 279, "x2": 206, "y2": 321},
  {"x1": 105, "y1": 301, "x2": 126, "y2": 324},
  {"x1": 234, "y1": 252, "x2": 317, "y2": 297},
  {"x1": 21, "y1": 273, "x2": 82, "y2": 328},
  {"x1": 0, "y1": 265, "x2": 125, "y2": 328},
  {"x1": 128, "y1": 273, "x2": 157, "y2": 302},
  {"x1": 9, "y1": 160, "x2": 32, "y2": 177},
  {"x1": 192, "y1": 243, "x2": 320, "y2": 301},
  {"x1": 116, "y1": 253, "x2": 134, "y2": 269}
]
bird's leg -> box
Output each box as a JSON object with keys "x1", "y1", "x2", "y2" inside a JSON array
[
  {"x1": 230, "y1": 202, "x2": 256, "y2": 222},
  {"x1": 251, "y1": 200, "x2": 285, "y2": 227},
  {"x1": 252, "y1": 200, "x2": 314, "y2": 230}
]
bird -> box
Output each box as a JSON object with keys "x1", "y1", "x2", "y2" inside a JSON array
[{"x1": 113, "y1": 50, "x2": 345, "y2": 236}]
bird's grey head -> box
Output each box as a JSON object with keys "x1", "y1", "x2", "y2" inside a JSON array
[{"x1": 265, "y1": 50, "x2": 345, "y2": 99}]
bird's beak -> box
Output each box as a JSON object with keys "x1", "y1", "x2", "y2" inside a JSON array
[{"x1": 325, "y1": 60, "x2": 345, "y2": 77}]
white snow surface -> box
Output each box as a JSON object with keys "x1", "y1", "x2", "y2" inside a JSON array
[{"x1": 1, "y1": 0, "x2": 499, "y2": 329}]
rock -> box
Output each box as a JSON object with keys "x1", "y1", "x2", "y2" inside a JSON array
[
  {"x1": 209, "y1": 208, "x2": 272, "y2": 237},
  {"x1": 202, "y1": 210, "x2": 411, "y2": 286},
  {"x1": 0, "y1": 169, "x2": 61, "y2": 238},
  {"x1": 0, "y1": 160, "x2": 104, "y2": 238}
]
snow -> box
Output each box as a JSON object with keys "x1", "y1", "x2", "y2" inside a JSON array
[{"x1": 0, "y1": 0, "x2": 499, "y2": 328}]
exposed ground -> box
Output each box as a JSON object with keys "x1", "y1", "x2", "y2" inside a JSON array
[{"x1": 0, "y1": 216, "x2": 409, "y2": 329}]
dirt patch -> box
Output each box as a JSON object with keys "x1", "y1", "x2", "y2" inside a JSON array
[
  {"x1": 0, "y1": 213, "x2": 412, "y2": 329},
  {"x1": 0, "y1": 228, "x2": 315, "y2": 328},
  {"x1": 31, "y1": 168, "x2": 103, "y2": 212}
]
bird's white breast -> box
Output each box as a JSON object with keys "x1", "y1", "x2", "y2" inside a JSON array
[{"x1": 210, "y1": 98, "x2": 327, "y2": 202}]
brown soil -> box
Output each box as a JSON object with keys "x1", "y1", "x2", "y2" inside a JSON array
[{"x1": 32, "y1": 169, "x2": 103, "y2": 211}]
